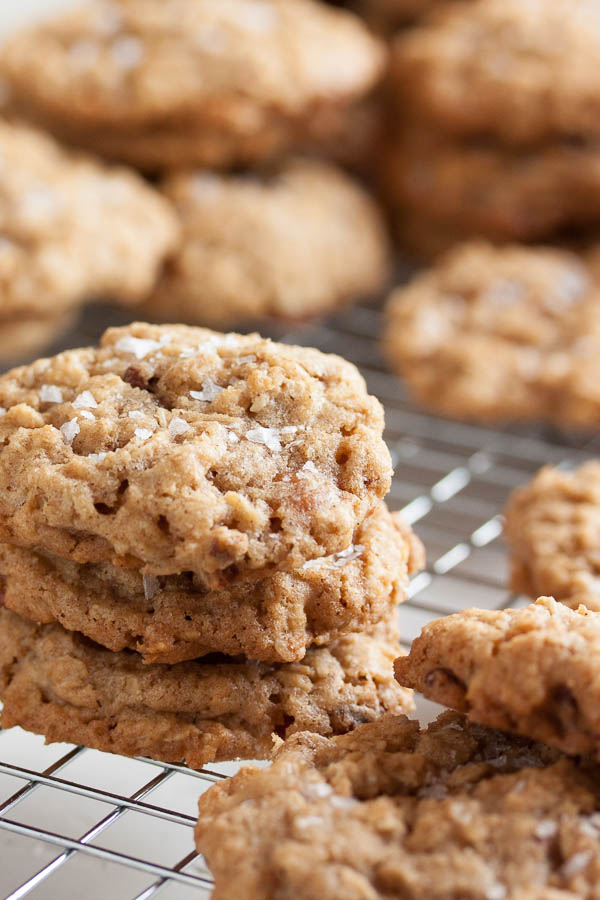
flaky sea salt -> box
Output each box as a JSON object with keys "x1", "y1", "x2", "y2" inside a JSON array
[
  {"x1": 485, "y1": 885, "x2": 506, "y2": 900},
  {"x1": 246, "y1": 426, "x2": 282, "y2": 452},
  {"x1": 73, "y1": 390, "x2": 98, "y2": 409},
  {"x1": 295, "y1": 816, "x2": 324, "y2": 829},
  {"x1": 0, "y1": 408, "x2": 5, "y2": 416},
  {"x1": 227, "y1": 432, "x2": 239, "y2": 444},
  {"x1": 238, "y1": 354, "x2": 256, "y2": 365},
  {"x1": 535, "y1": 820, "x2": 558, "y2": 839},
  {"x1": 114, "y1": 336, "x2": 165, "y2": 359},
  {"x1": 134, "y1": 427, "x2": 154, "y2": 441},
  {"x1": 128, "y1": 410, "x2": 145, "y2": 420},
  {"x1": 111, "y1": 35, "x2": 144, "y2": 70},
  {"x1": 169, "y1": 417, "x2": 190, "y2": 438},
  {"x1": 332, "y1": 544, "x2": 365, "y2": 567},
  {"x1": 330, "y1": 795, "x2": 357, "y2": 810},
  {"x1": 143, "y1": 574, "x2": 160, "y2": 602},
  {"x1": 296, "y1": 460, "x2": 318, "y2": 479},
  {"x1": 60, "y1": 419, "x2": 80, "y2": 444},
  {"x1": 562, "y1": 852, "x2": 592, "y2": 880},
  {"x1": 190, "y1": 381, "x2": 223, "y2": 402},
  {"x1": 305, "y1": 782, "x2": 332, "y2": 799},
  {"x1": 40, "y1": 385, "x2": 63, "y2": 403},
  {"x1": 79, "y1": 410, "x2": 94, "y2": 421},
  {"x1": 87, "y1": 452, "x2": 107, "y2": 463}
]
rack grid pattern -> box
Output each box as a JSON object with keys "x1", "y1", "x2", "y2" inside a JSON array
[{"x1": 0, "y1": 300, "x2": 597, "y2": 899}]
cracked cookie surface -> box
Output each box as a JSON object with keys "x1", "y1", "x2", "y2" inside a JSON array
[
  {"x1": 396, "y1": 597, "x2": 600, "y2": 760},
  {"x1": 0, "y1": 608, "x2": 411, "y2": 768},
  {"x1": 196, "y1": 709, "x2": 600, "y2": 900},
  {"x1": 0, "y1": 503, "x2": 423, "y2": 664},
  {"x1": 0, "y1": 323, "x2": 392, "y2": 587}
]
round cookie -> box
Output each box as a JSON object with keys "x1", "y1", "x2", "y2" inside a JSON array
[
  {"x1": 0, "y1": 322, "x2": 392, "y2": 587},
  {"x1": 391, "y1": 0, "x2": 600, "y2": 144},
  {"x1": 196, "y1": 710, "x2": 600, "y2": 900},
  {"x1": 383, "y1": 241, "x2": 600, "y2": 424},
  {"x1": 0, "y1": 503, "x2": 424, "y2": 664},
  {"x1": 1, "y1": 0, "x2": 385, "y2": 169},
  {"x1": 0, "y1": 608, "x2": 412, "y2": 769},
  {"x1": 504, "y1": 462, "x2": 600, "y2": 610},
  {"x1": 144, "y1": 160, "x2": 391, "y2": 327},
  {"x1": 396, "y1": 597, "x2": 600, "y2": 760},
  {"x1": 0, "y1": 118, "x2": 178, "y2": 321},
  {"x1": 380, "y1": 129, "x2": 600, "y2": 243}
]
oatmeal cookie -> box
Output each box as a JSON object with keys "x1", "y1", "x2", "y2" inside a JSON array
[
  {"x1": 1, "y1": 0, "x2": 385, "y2": 169},
  {"x1": 391, "y1": 0, "x2": 600, "y2": 144},
  {"x1": 0, "y1": 119, "x2": 177, "y2": 320},
  {"x1": 0, "y1": 323, "x2": 392, "y2": 587},
  {"x1": 144, "y1": 160, "x2": 390, "y2": 327},
  {"x1": 196, "y1": 709, "x2": 600, "y2": 900},
  {"x1": 383, "y1": 241, "x2": 600, "y2": 424},
  {"x1": 0, "y1": 504, "x2": 423, "y2": 664},
  {"x1": 504, "y1": 462, "x2": 600, "y2": 609},
  {"x1": 380, "y1": 128, "x2": 600, "y2": 243},
  {"x1": 0, "y1": 609, "x2": 411, "y2": 768},
  {"x1": 396, "y1": 597, "x2": 600, "y2": 759}
]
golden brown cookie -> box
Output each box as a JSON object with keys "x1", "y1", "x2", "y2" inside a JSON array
[
  {"x1": 196, "y1": 709, "x2": 600, "y2": 900},
  {"x1": 396, "y1": 597, "x2": 600, "y2": 760},
  {"x1": 0, "y1": 322, "x2": 392, "y2": 587},
  {"x1": 0, "y1": 118, "x2": 177, "y2": 322},
  {"x1": 144, "y1": 160, "x2": 390, "y2": 327},
  {"x1": 391, "y1": 0, "x2": 600, "y2": 144},
  {"x1": 1, "y1": 0, "x2": 385, "y2": 170},
  {"x1": 0, "y1": 503, "x2": 423, "y2": 664},
  {"x1": 0, "y1": 608, "x2": 412, "y2": 768},
  {"x1": 383, "y1": 241, "x2": 600, "y2": 424},
  {"x1": 504, "y1": 462, "x2": 600, "y2": 609}
]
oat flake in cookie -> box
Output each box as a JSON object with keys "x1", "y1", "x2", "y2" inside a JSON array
[
  {"x1": 0, "y1": 323, "x2": 391, "y2": 587},
  {"x1": 383, "y1": 241, "x2": 600, "y2": 425},
  {"x1": 504, "y1": 462, "x2": 600, "y2": 609},
  {"x1": 196, "y1": 709, "x2": 600, "y2": 900},
  {"x1": 0, "y1": 0, "x2": 385, "y2": 170},
  {"x1": 0, "y1": 609, "x2": 412, "y2": 768},
  {"x1": 144, "y1": 160, "x2": 391, "y2": 327},
  {"x1": 396, "y1": 597, "x2": 600, "y2": 761}
]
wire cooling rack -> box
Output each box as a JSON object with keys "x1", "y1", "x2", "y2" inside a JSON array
[{"x1": 0, "y1": 297, "x2": 598, "y2": 900}]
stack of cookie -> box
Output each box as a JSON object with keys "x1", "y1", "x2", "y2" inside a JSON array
[
  {"x1": 196, "y1": 597, "x2": 600, "y2": 899},
  {"x1": 0, "y1": 0, "x2": 392, "y2": 327},
  {"x1": 0, "y1": 118, "x2": 177, "y2": 364},
  {"x1": 380, "y1": 0, "x2": 600, "y2": 258},
  {"x1": 0, "y1": 322, "x2": 421, "y2": 768}
]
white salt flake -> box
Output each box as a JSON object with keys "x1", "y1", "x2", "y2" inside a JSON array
[
  {"x1": 0, "y1": 408, "x2": 5, "y2": 416},
  {"x1": 238, "y1": 354, "x2": 256, "y2": 365},
  {"x1": 128, "y1": 410, "x2": 145, "y2": 420},
  {"x1": 134, "y1": 428, "x2": 154, "y2": 441},
  {"x1": 535, "y1": 820, "x2": 558, "y2": 839},
  {"x1": 73, "y1": 390, "x2": 98, "y2": 409},
  {"x1": 60, "y1": 419, "x2": 80, "y2": 444},
  {"x1": 227, "y1": 432, "x2": 239, "y2": 444},
  {"x1": 296, "y1": 460, "x2": 318, "y2": 480},
  {"x1": 87, "y1": 452, "x2": 107, "y2": 463},
  {"x1": 111, "y1": 35, "x2": 144, "y2": 70},
  {"x1": 281, "y1": 426, "x2": 298, "y2": 435},
  {"x1": 79, "y1": 410, "x2": 94, "y2": 421},
  {"x1": 40, "y1": 385, "x2": 63, "y2": 403},
  {"x1": 332, "y1": 544, "x2": 365, "y2": 567},
  {"x1": 330, "y1": 795, "x2": 357, "y2": 810},
  {"x1": 143, "y1": 574, "x2": 160, "y2": 602},
  {"x1": 190, "y1": 381, "x2": 224, "y2": 402},
  {"x1": 169, "y1": 417, "x2": 190, "y2": 438},
  {"x1": 246, "y1": 426, "x2": 282, "y2": 452},
  {"x1": 295, "y1": 816, "x2": 324, "y2": 829},
  {"x1": 562, "y1": 851, "x2": 592, "y2": 880},
  {"x1": 485, "y1": 885, "x2": 506, "y2": 900},
  {"x1": 115, "y1": 336, "x2": 164, "y2": 359},
  {"x1": 305, "y1": 782, "x2": 332, "y2": 799}
]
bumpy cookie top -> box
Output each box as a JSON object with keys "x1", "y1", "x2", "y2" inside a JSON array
[
  {"x1": 1, "y1": 0, "x2": 384, "y2": 126},
  {"x1": 0, "y1": 323, "x2": 391, "y2": 585},
  {"x1": 384, "y1": 241, "x2": 600, "y2": 423},
  {"x1": 0, "y1": 119, "x2": 178, "y2": 318},
  {"x1": 146, "y1": 159, "x2": 390, "y2": 325},
  {"x1": 392, "y1": 0, "x2": 600, "y2": 143},
  {"x1": 505, "y1": 462, "x2": 600, "y2": 608},
  {"x1": 396, "y1": 597, "x2": 600, "y2": 759},
  {"x1": 196, "y1": 710, "x2": 600, "y2": 900}
]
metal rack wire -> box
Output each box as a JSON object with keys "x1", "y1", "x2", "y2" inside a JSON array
[{"x1": 0, "y1": 299, "x2": 597, "y2": 899}]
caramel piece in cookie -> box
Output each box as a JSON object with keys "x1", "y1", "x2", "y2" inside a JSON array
[
  {"x1": 1, "y1": 0, "x2": 385, "y2": 169},
  {"x1": 0, "y1": 119, "x2": 177, "y2": 321},
  {"x1": 143, "y1": 160, "x2": 390, "y2": 327},
  {"x1": 504, "y1": 462, "x2": 600, "y2": 609},
  {"x1": 396, "y1": 597, "x2": 600, "y2": 760},
  {"x1": 196, "y1": 709, "x2": 600, "y2": 900},
  {"x1": 0, "y1": 323, "x2": 392, "y2": 586},
  {"x1": 392, "y1": 0, "x2": 600, "y2": 144},
  {"x1": 384, "y1": 241, "x2": 600, "y2": 424},
  {"x1": 0, "y1": 504, "x2": 423, "y2": 664},
  {"x1": 380, "y1": 128, "x2": 600, "y2": 243},
  {"x1": 0, "y1": 609, "x2": 411, "y2": 768}
]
